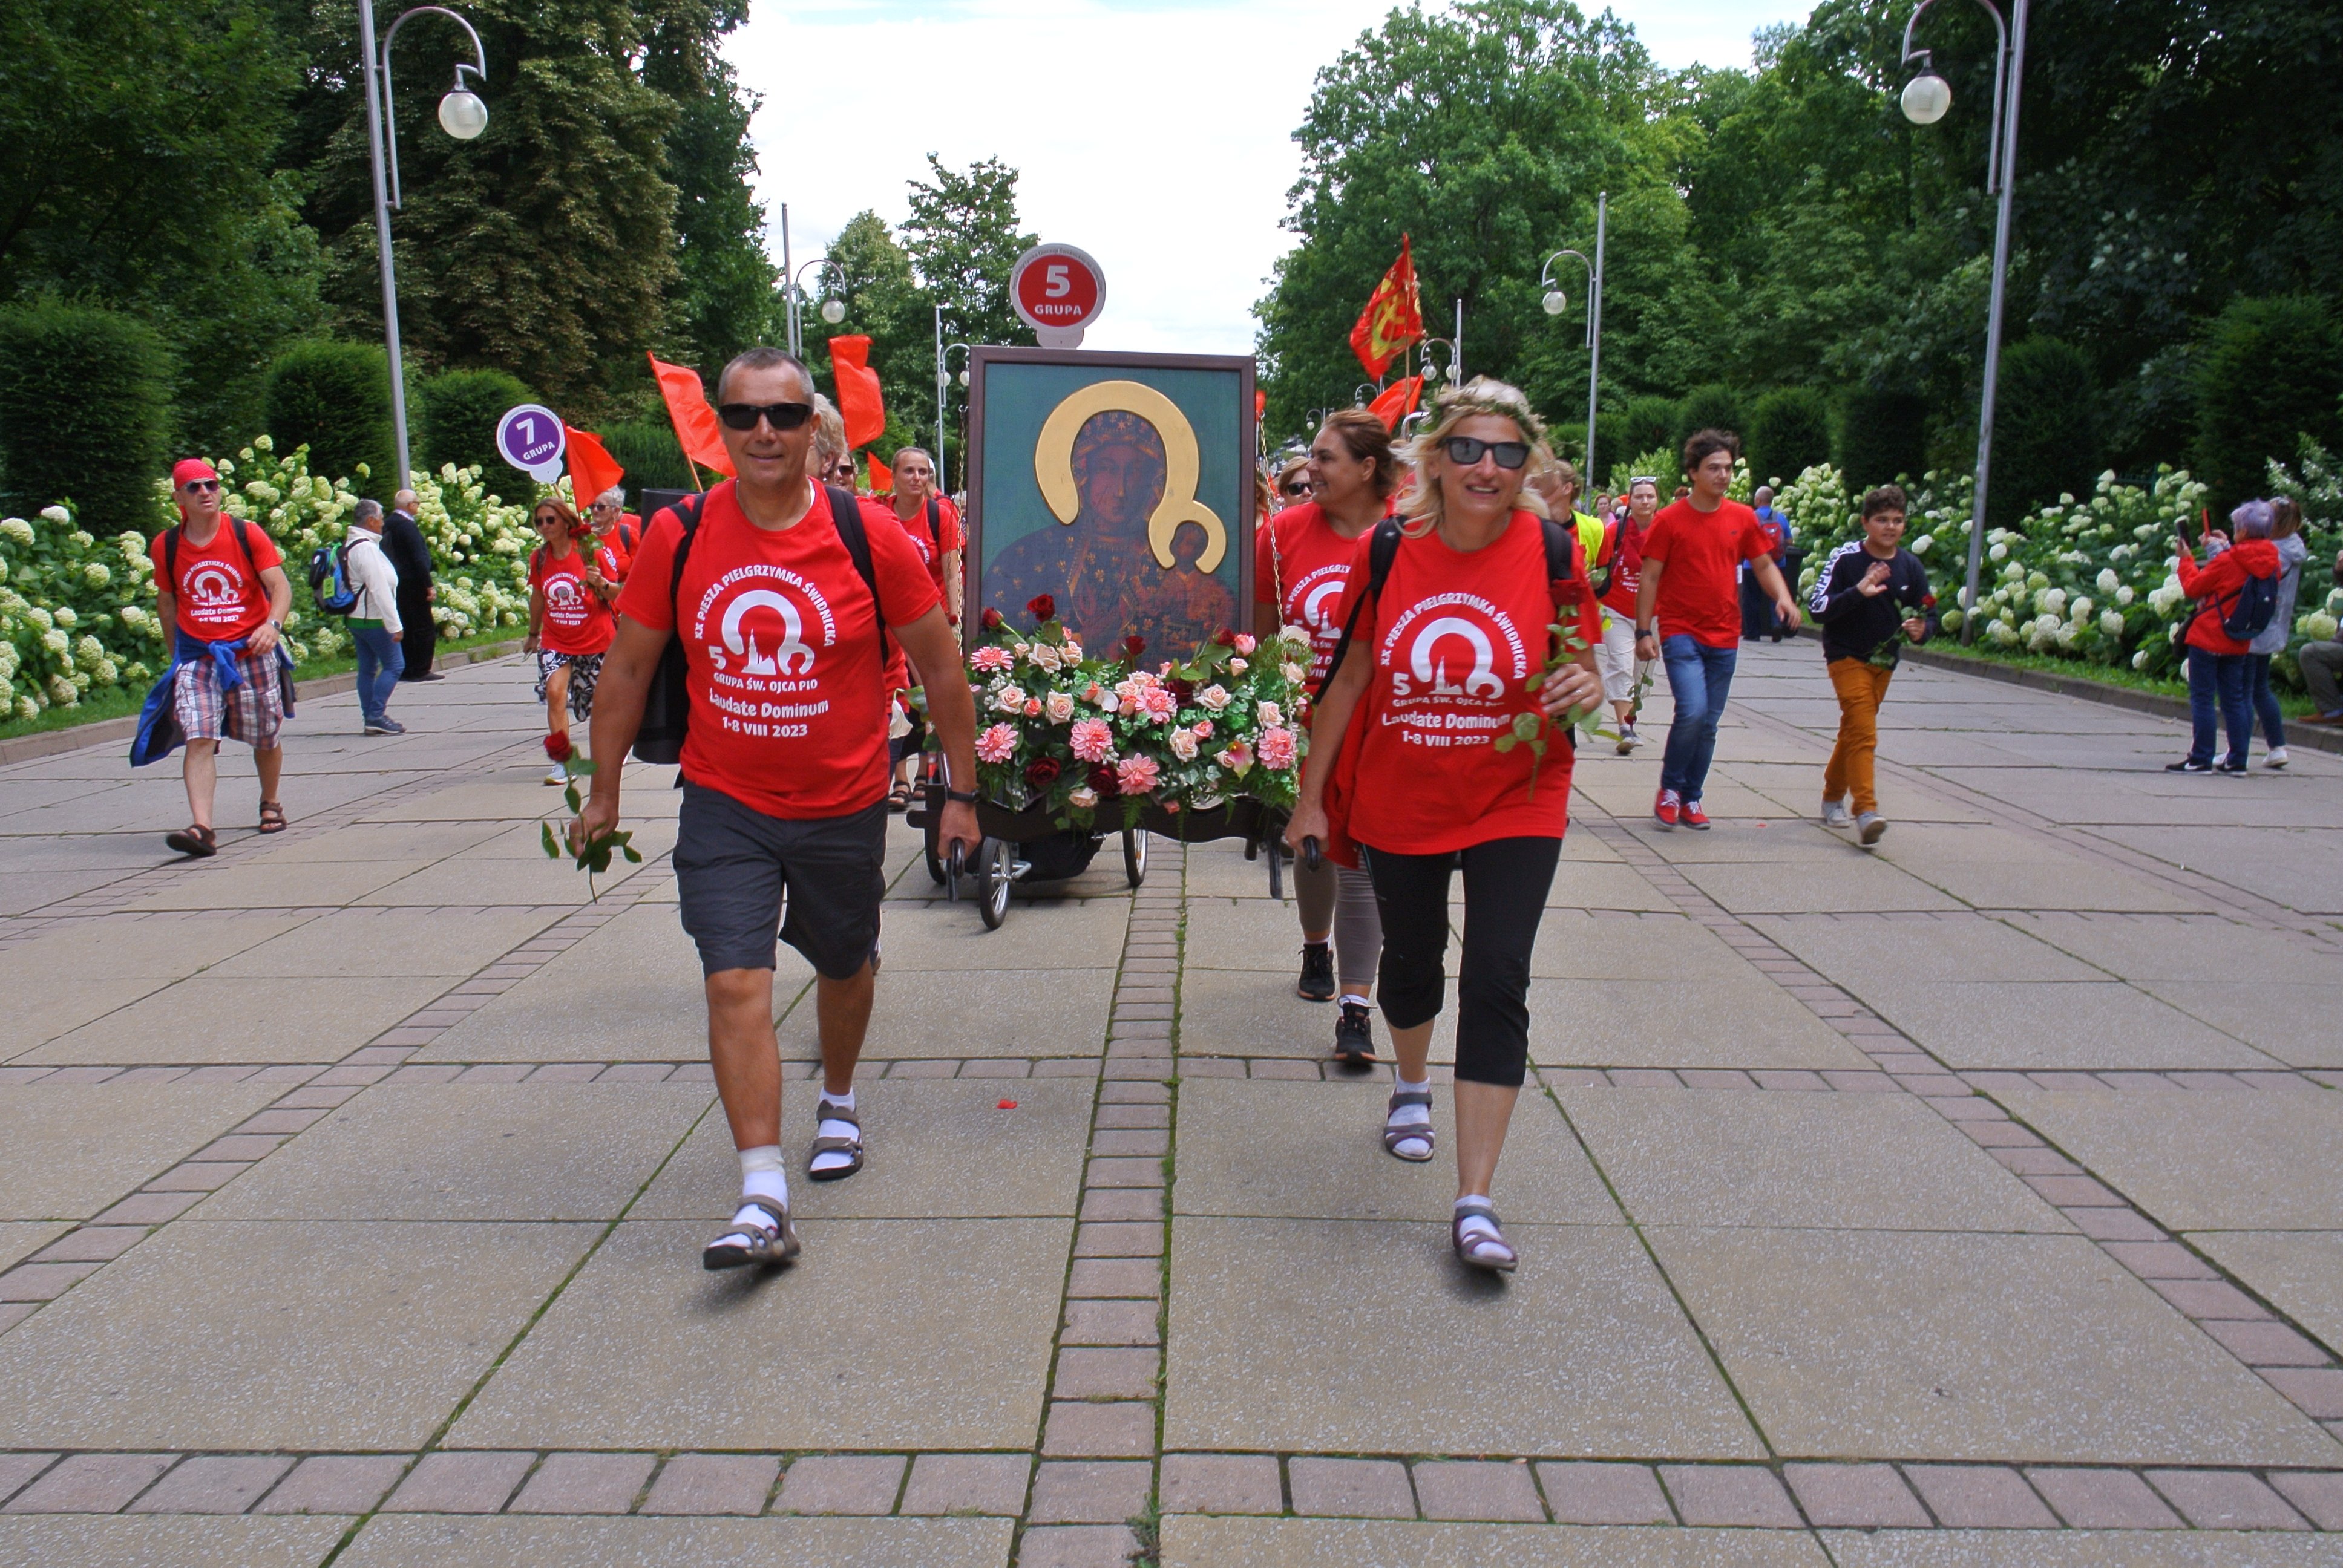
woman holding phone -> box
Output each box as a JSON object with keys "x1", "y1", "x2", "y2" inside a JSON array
[
  {"x1": 2169, "y1": 501, "x2": 2282, "y2": 774},
  {"x1": 1284, "y1": 379, "x2": 1601, "y2": 1273}
]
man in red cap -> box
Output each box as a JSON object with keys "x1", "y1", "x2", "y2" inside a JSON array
[{"x1": 149, "y1": 459, "x2": 295, "y2": 855}]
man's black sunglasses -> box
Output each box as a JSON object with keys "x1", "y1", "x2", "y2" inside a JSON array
[
  {"x1": 1441, "y1": 436, "x2": 1530, "y2": 470},
  {"x1": 718, "y1": 400, "x2": 815, "y2": 433},
  {"x1": 180, "y1": 479, "x2": 221, "y2": 494}
]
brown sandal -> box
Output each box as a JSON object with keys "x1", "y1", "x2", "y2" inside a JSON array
[
  {"x1": 257, "y1": 802, "x2": 288, "y2": 834},
  {"x1": 165, "y1": 824, "x2": 218, "y2": 858}
]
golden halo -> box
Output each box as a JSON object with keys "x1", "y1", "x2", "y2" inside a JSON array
[{"x1": 1035, "y1": 380, "x2": 1225, "y2": 571}]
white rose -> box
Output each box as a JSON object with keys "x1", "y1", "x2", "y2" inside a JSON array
[
  {"x1": 1068, "y1": 786, "x2": 1098, "y2": 809},
  {"x1": 1229, "y1": 658, "x2": 1247, "y2": 673},
  {"x1": 1282, "y1": 662, "x2": 1305, "y2": 684},
  {"x1": 992, "y1": 684, "x2": 1027, "y2": 713},
  {"x1": 1196, "y1": 684, "x2": 1232, "y2": 711},
  {"x1": 1045, "y1": 691, "x2": 1075, "y2": 723},
  {"x1": 1170, "y1": 730, "x2": 1199, "y2": 761},
  {"x1": 1256, "y1": 701, "x2": 1283, "y2": 727},
  {"x1": 1031, "y1": 642, "x2": 1063, "y2": 673}
]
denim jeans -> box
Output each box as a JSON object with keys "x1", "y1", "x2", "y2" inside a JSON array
[
  {"x1": 2247, "y1": 653, "x2": 2286, "y2": 750},
  {"x1": 2186, "y1": 645, "x2": 2248, "y2": 765},
  {"x1": 1659, "y1": 634, "x2": 1737, "y2": 800},
  {"x1": 352, "y1": 622, "x2": 404, "y2": 725}
]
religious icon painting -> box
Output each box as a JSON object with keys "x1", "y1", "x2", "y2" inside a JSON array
[{"x1": 965, "y1": 348, "x2": 1257, "y2": 662}]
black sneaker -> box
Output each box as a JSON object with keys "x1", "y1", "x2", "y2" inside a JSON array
[
  {"x1": 1333, "y1": 999, "x2": 1375, "y2": 1068},
  {"x1": 1296, "y1": 942, "x2": 1335, "y2": 1002},
  {"x1": 2164, "y1": 758, "x2": 2214, "y2": 773},
  {"x1": 2215, "y1": 754, "x2": 2249, "y2": 774}
]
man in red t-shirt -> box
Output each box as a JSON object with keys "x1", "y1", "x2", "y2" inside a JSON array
[
  {"x1": 575, "y1": 347, "x2": 979, "y2": 1273},
  {"x1": 1633, "y1": 429, "x2": 1800, "y2": 829},
  {"x1": 149, "y1": 459, "x2": 295, "y2": 857}
]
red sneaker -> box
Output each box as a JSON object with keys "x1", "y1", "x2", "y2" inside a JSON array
[
  {"x1": 1653, "y1": 788, "x2": 1680, "y2": 830},
  {"x1": 1682, "y1": 799, "x2": 1711, "y2": 829}
]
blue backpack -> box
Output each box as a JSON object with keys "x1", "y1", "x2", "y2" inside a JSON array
[
  {"x1": 2220, "y1": 569, "x2": 2278, "y2": 641},
  {"x1": 309, "y1": 540, "x2": 359, "y2": 617}
]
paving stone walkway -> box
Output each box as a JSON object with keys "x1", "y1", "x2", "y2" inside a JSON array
[{"x1": 0, "y1": 643, "x2": 2339, "y2": 1566}]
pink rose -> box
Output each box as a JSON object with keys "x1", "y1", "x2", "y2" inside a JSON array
[
  {"x1": 1026, "y1": 699, "x2": 1043, "y2": 717},
  {"x1": 1234, "y1": 633, "x2": 1257, "y2": 654},
  {"x1": 1139, "y1": 687, "x2": 1177, "y2": 723},
  {"x1": 1070, "y1": 717, "x2": 1114, "y2": 762},
  {"x1": 1045, "y1": 691, "x2": 1075, "y2": 724},
  {"x1": 1170, "y1": 730, "x2": 1199, "y2": 762},
  {"x1": 1257, "y1": 726, "x2": 1297, "y2": 769},
  {"x1": 1116, "y1": 755, "x2": 1161, "y2": 795},
  {"x1": 976, "y1": 724, "x2": 1018, "y2": 763},
  {"x1": 1191, "y1": 719, "x2": 1213, "y2": 739}
]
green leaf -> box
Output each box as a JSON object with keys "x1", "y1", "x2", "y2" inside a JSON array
[
  {"x1": 621, "y1": 844, "x2": 643, "y2": 864},
  {"x1": 563, "y1": 782, "x2": 582, "y2": 814},
  {"x1": 1510, "y1": 711, "x2": 1543, "y2": 741},
  {"x1": 539, "y1": 820, "x2": 559, "y2": 859},
  {"x1": 1493, "y1": 734, "x2": 1516, "y2": 753}
]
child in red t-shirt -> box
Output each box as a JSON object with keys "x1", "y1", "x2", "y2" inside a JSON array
[
  {"x1": 1285, "y1": 381, "x2": 1604, "y2": 1275},
  {"x1": 524, "y1": 498, "x2": 619, "y2": 785},
  {"x1": 1633, "y1": 430, "x2": 1801, "y2": 829}
]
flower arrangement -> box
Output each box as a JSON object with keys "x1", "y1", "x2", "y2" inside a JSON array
[{"x1": 963, "y1": 596, "x2": 1311, "y2": 832}]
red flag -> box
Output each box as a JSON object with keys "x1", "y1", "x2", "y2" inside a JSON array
[
  {"x1": 645, "y1": 353, "x2": 735, "y2": 479},
  {"x1": 1350, "y1": 237, "x2": 1424, "y2": 380},
  {"x1": 563, "y1": 425, "x2": 624, "y2": 511},
  {"x1": 1367, "y1": 376, "x2": 1423, "y2": 431},
  {"x1": 867, "y1": 452, "x2": 893, "y2": 494},
  {"x1": 828, "y1": 336, "x2": 886, "y2": 451}
]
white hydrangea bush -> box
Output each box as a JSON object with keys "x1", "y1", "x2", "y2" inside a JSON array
[{"x1": 0, "y1": 439, "x2": 536, "y2": 724}]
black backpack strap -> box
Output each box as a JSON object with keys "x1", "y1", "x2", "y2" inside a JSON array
[
  {"x1": 824, "y1": 485, "x2": 890, "y2": 670},
  {"x1": 1313, "y1": 516, "x2": 1404, "y2": 704},
  {"x1": 664, "y1": 492, "x2": 707, "y2": 624},
  {"x1": 925, "y1": 497, "x2": 942, "y2": 554},
  {"x1": 1539, "y1": 514, "x2": 1576, "y2": 585}
]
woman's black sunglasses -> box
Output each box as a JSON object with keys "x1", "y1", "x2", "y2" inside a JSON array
[
  {"x1": 718, "y1": 400, "x2": 815, "y2": 433},
  {"x1": 1441, "y1": 436, "x2": 1529, "y2": 470},
  {"x1": 1282, "y1": 482, "x2": 1312, "y2": 497}
]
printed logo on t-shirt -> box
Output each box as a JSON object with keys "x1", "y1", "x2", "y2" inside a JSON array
[
  {"x1": 690, "y1": 564, "x2": 842, "y2": 739},
  {"x1": 543, "y1": 572, "x2": 590, "y2": 629},
  {"x1": 182, "y1": 560, "x2": 249, "y2": 628},
  {"x1": 1375, "y1": 592, "x2": 1529, "y2": 747}
]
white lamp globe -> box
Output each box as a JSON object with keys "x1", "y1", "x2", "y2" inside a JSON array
[
  {"x1": 1901, "y1": 73, "x2": 1952, "y2": 125},
  {"x1": 1542, "y1": 289, "x2": 1568, "y2": 317},
  {"x1": 819, "y1": 298, "x2": 846, "y2": 325},
  {"x1": 437, "y1": 89, "x2": 488, "y2": 140},
  {"x1": 957, "y1": 369, "x2": 969, "y2": 388}
]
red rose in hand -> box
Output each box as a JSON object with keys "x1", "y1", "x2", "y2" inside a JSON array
[
  {"x1": 1026, "y1": 756, "x2": 1063, "y2": 788},
  {"x1": 981, "y1": 607, "x2": 1006, "y2": 631},
  {"x1": 543, "y1": 732, "x2": 573, "y2": 763},
  {"x1": 1089, "y1": 763, "x2": 1121, "y2": 798},
  {"x1": 1026, "y1": 594, "x2": 1058, "y2": 624}
]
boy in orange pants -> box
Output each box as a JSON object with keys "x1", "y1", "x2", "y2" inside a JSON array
[{"x1": 1807, "y1": 485, "x2": 1938, "y2": 846}]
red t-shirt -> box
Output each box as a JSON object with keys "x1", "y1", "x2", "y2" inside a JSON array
[
  {"x1": 1332, "y1": 511, "x2": 1596, "y2": 855},
  {"x1": 1641, "y1": 498, "x2": 1770, "y2": 648},
  {"x1": 1598, "y1": 514, "x2": 1648, "y2": 619},
  {"x1": 530, "y1": 542, "x2": 618, "y2": 656},
  {"x1": 602, "y1": 514, "x2": 644, "y2": 582},
  {"x1": 860, "y1": 498, "x2": 914, "y2": 694},
  {"x1": 1255, "y1": 501, "x2": 1375, "y2": 686},
  {"x1": 618, "y1": 480, "x2": 940, "y2": 819},
  {"x1": 888, "y1": 494, "x2": 964, "y2": 609},
  {"x1": 151, "y1": 520, "x2": 284, "y2": 642}
]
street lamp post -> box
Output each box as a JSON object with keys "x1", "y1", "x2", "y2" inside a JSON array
[
  {"x1": 784, "y1": 256, "x2": 848, "y2": 360},
  {"x1": 1418, "y1": 337, "x2": 1461, "y2": 390},
  {"x1": 1539, "y1": 189, "x2": 1607, "y2": 481},
  {"x1": 936, "y1": 316, "x2": 974, "y2": 488},
  {"x1": 1899, "y1": 0, "x2": 2029, "y2": 644},
  {"x1": 356, "y1": 0, "x2": 488, "y2": 486}
]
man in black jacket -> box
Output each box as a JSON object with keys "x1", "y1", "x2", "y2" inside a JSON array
[{"x1": 384, "y1": 489, "x2": 442, "y2": 681}]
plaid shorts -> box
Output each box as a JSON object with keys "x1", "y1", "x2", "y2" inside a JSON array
[
  {"x1": 534, "y1": 650, "x2": 603, "y2": 720},
  {"x1": 174, "y1": 649, "x2": 285, "y2": 748}
]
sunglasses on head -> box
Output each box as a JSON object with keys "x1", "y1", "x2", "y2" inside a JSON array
[
  {"x1": 181, "y1": 479, "x2": 220, "y2": 494},
  {"x1": 1630, "y1": 475, "x2": 1659, "y2": 486},
  {"x1": 717, "y1": 400, "x2": 814, "y2": 433},
  {"x1": 1441, "y1": 436, "x2": 1529, "y2": 470}
]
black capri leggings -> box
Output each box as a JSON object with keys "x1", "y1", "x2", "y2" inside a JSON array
[{"x1": 1360, "y1": 835, "x2": 1561, "y2": 1088}]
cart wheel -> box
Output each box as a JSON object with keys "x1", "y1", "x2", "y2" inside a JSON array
[
  {"x1": 1122, "y1": 827, "x2": 1148, "y2": 888},
  {"x1": 980, "y1": 838, "x2": 1013, "y2": 929}
]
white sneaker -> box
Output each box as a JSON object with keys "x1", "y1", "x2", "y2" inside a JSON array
[
  {"x1": 2265, "y1": 747, "x2": 2289, "y2": 770},
  {"x1": 545, "y1": 762, "x2": 569, "y2": 786},
  {"x1": 1857, "y1": 811, "x2": 1887, "y2": 846},
  {"x1": 1821, "y1": 798, "x2": 1853, "y2": 829},
  {"x1": 1620, "y1": 724, "x2": 1643, "y2": 750}
]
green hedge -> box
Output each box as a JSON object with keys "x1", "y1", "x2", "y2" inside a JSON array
[
  {"x1": 1991, "y1": 337, "x2": 2102, "y2": 526},
  {"x1": 599, "y1": 417, "x2": 696, "y2": 491},
  {"x1": 1615, "y1": 395, "x2": 1676, "y2": 461},
  {"x1": 2194, "y1": 295, "x2": 2343, "y2": 511},
  {"x1": 1838, "y1": 387, "x2": 1927, "y2": 491},
  {"x1": 266, "y1": 340, "x2": 395, "y2": 497},
  {"x1": 1747, "y1": 388, "x2": 1832, "y2": 489},
  {"x1": 418, "y1": 368, "x2": 533, "y2": 479},
  {"x1": 1673, "y1": 384, "x2": 1744, "y2": 460},
  {"x1": 0, "y1": 301, "x2": 174, "y2": 535}
]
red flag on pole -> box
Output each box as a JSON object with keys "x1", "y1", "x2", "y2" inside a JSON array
[
  {"x1": 563, "y1": 425, "x2": 624, "y2": 510},
  {"x1": 828, "y1": 336, "x2": 886, "y2": 451},
  {"x1": 1367, "y1": 376, "x2": 1424, "y2": 431},
  {"x1": 867, "y1": 452, "x2": 893, "y2": 494},
  {"x1": 645, "y1": 353, "x2": 735, "y2": 479},
  {"x1": 1350, "y1": 236, "x2": 1425, "y2": 380}
]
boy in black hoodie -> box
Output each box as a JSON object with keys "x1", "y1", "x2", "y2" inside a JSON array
[{"x1": 1809, "y1": 485, "x2": 1938, "y2": 846}]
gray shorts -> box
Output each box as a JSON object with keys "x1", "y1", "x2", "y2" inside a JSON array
[{"x1": 673, "y1": 782, "x2": 886, "y2": 979}]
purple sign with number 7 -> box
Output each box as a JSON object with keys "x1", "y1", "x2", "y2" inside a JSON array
[{"x1": 497, "y1": 403, "x2": 566, "y2": 480}]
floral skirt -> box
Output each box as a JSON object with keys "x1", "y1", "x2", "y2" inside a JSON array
[{"x1": 534, "y1": 650, "x2": 603, "y2": 720}]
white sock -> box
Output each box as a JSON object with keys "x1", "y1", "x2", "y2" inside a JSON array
[
  {"x1": 1455, "y1": 1197, "x2": 1501, "y2": 1243},
  {"x1": 738, "y1": 1145, "x2": 787, "y2": 1215},
  {"x1": 812, "y1": 1088, "x2": 860, "y2": 1174},
  {"x1": 1339, "y1": 992, "x2": 1371, "y2": 1009}
]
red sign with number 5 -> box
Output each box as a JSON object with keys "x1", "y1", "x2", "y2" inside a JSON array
[{"x1": 1010, "y1": 244, "x2": 1106, "y2": 344}]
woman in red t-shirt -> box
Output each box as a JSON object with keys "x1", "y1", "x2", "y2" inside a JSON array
[
  {"x1": 1284, "y1": 381, "x2": 1603, "y2": 1273},
  {"x1": 1255, "y1": 410, "x2": 1397, "y2": 1067},
  {"x1": 1593, "y1": 475, "x2": 1660, "y2": 752},
  {"x1": 523, "y1": 498, "x2": 619, "y2": 785}
]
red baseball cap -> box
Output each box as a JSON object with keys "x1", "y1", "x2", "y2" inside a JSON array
[{"x1": 171, "y1": 459, "x2": 219, "y2": 488}]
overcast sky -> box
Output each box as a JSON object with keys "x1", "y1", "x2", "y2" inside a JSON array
[{"x1": 726, "y1": 1, "x2": 1803, "y2": 356}]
